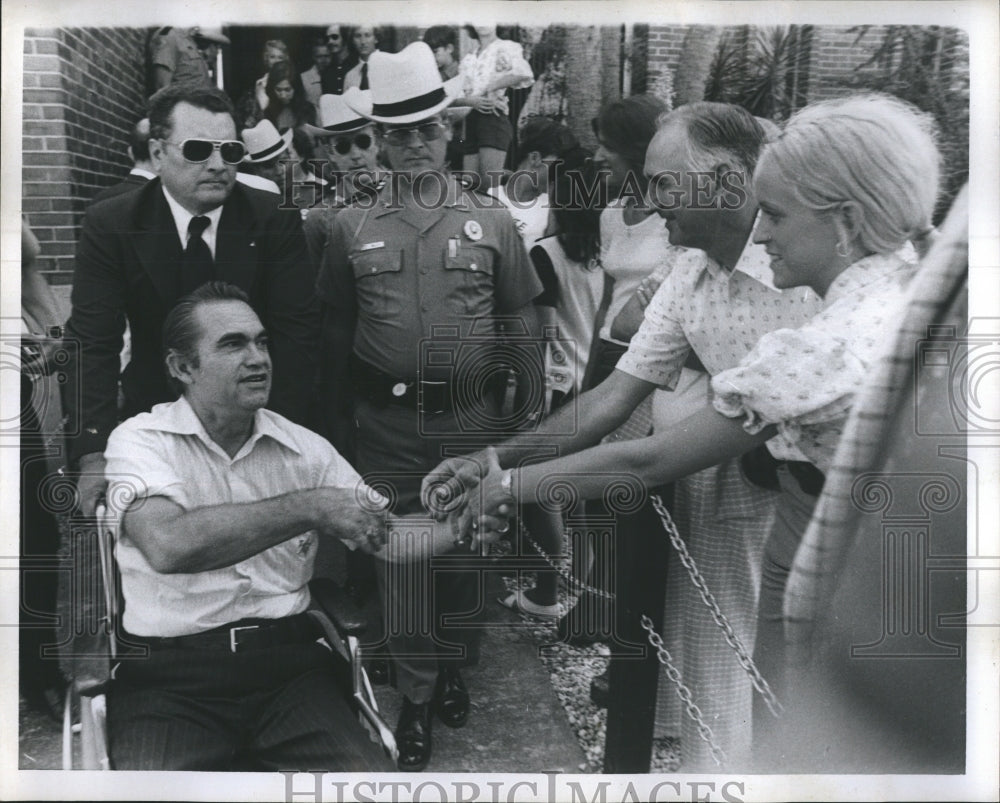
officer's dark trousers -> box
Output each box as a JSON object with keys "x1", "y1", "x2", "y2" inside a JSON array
[{"x1": 354, "y1": 398, "x2": 484, "y2": 704}]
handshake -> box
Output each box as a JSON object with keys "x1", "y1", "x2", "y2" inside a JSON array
[{"x1": 419, "y1": 447, "x2": 517, "y2": 551}]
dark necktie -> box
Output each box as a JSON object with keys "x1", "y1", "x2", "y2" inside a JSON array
[
  {"x1": 360, "y1": 62, "x2": 368, "y2": 90},
  {"x1": 181, "y1": 215, "x2": 214, "y2": 295}
]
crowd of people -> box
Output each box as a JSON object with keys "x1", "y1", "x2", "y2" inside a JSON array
[{"x1": 18, "y1": 20, "x2": 964, "y2": 776}]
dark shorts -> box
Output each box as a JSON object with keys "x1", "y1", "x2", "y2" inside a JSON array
[{"x1": 463, "y1": 109, "x2": 513, "y2": 154}]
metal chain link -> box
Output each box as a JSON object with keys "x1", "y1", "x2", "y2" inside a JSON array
[
  {"x1": 518, "y1": 523, "x2": 617, "y2": 601},
  {"x1": 649, "y1": 494, "x2": 784, "y2": 718},
  {"x1": 640, "y1": 614, "x2": 726, "y2": 768},
  {"x1": 512, "y1": 496, "x2": 783, "y2": 722}
]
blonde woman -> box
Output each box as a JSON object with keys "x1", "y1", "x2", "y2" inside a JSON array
[{"x1": 465, "y1": 93, "x2": 940, "y2": 768}]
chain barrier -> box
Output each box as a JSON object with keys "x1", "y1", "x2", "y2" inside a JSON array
[
  {"x1": 518, "y1": 523, "x2": 617, "y2": 601},
  {"x1": 649, "y1": 494, "x2": 784, "y2": 718},
  {"x1": 510, "y1": 492, "x2": 783, "y2": 747},
  {"x1": 640, "y1": 614, "x2": 726, "y2": 768}
]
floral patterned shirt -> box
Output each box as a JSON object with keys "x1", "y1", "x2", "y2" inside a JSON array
[
  {"x1": 459, "y1": 38, "x2": 534, "y2": 115},
  {"x1": 617, "y1": 234, "x2": 823, "y2": 389},
  {"x1": 711, "y1": 251, "x2": 917, "y2": 471}
]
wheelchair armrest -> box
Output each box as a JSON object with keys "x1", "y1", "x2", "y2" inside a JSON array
[{"x1": 308, "y1": 577, "x2": 368, "y2": 638}]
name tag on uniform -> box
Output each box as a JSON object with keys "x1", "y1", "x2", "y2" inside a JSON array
[{"x1": 360, "y1": 241, "x2": 385, "y2": 251}]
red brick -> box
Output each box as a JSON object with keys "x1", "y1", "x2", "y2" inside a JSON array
[
  {"x1": 22, "y1": 105, "x2": 43, "y2": 120},
  {"x1": 23, "y1": 136, "x2": 46, "y2": 151},
  {"x1": 38, "y1": 73, "x2": 63, "y2": 88},
  {"x1": 23, "y1": 151, "x2": 72, "y2": 166},
  {"x1": 23, "y1": 183, "x2": 67, "y2": 197},
  {"x1": 22, "y1": 198, "x2": 52, "y2": 213},
  {"x1": 38, "y1": 241, "x2": 76, "y2": 256},
  {"x1": 25, "y1": 121, "x2": 64, "y2": 136},
  {"x1": 24, "y1": 211, "x2": 77, "y2": 228},
  {"x1": 33, "y1": 39, "x2": 61, "y2": 55},
  {"x1": 24, "y1": 54, "x2": 61, "y2": 72},
  {"x1": 53, "y1": 227, "x2": 79, "y2": 241},
  {"x1": 23, "y1": 167, "x2": 73, "y2": 182},
  {"x1": 24, "y1": 88, "x2": 67, "y2": 104}
]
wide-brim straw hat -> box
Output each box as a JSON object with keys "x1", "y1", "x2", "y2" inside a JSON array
[
  {"x1": 348, "y1": 42, "x2": 462, "y2": 125},
  {"x1": 303, "y1": 90, "x2": 373, "y2": 137},
  {"x1": 191, "y1": 27, "x2": 230, "y2": 46},
  {"x1": 241, "y1": 119, "x2": 292, "y2": 163}
]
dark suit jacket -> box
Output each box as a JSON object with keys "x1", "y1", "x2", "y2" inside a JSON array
[
  {"x1": 89, "y1": 172, "x2": 151, "y2": 206},
  {"x1": 64, "y1": 177, "x2": 320, "y2": 462}
]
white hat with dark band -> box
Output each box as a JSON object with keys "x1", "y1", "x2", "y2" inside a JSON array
[
  {"x1": 346, "y1": 41, "x2": 460, "y2": 125},
  {"x1": 303, "y1": 90, "x2": 372, "y2": 137},
  {"x1": 240, "y1": 119, "x2": 292, "y2": 163}
]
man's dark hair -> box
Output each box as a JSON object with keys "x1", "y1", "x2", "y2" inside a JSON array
[
  {"x1": 147, "y1": 83, "x2": 237, "y2": 141},
  {"x1": 130, "y1": 117, "x2": 152, "y2": 163},
  {"x1": 423, "y1": 25, "x2": 457, "y2": 52},
  {"x1": 665, "y1": 101, "x2": 769, "y2": 177},
  {"x1": 162, "y1": 281, "x2": 251, "y2": 394},
  {"x1": 515, "y1": 116, "x2": 579, "y2": 166}
]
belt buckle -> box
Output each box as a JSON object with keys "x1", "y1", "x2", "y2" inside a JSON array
[
  {"x1": 229, "y1": 624, "x2": 259, "y2": 653},
  {"x1": 420, "y1": 380, "x2": 448, "y2": 415}
]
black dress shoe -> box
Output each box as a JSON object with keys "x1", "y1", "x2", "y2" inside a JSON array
[
  {"x1": 433, "y1": 665, "x2": 469, "y2": 728},
  {"x1": 395, "y1": 698, "x2": 432, "y2": 771}
]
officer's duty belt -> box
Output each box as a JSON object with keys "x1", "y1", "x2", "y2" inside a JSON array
[{"x1": 350, "y1": 355, "x2": 454, "y2": 414}]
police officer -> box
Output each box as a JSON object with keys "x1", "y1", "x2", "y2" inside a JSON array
[{"x1": 316, "y1": 42, "x2": 543, "y2": 771}]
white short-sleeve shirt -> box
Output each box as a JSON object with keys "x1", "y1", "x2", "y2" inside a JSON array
[{"x1": 104, "y1": 396, "x2": 378, "y2": 637}]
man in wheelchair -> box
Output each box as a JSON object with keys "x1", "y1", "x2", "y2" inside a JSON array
[{"x1": 100, "y1": 281, "x2": 503, "y2": 770}]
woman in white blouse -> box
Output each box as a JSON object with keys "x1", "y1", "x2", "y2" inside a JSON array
[
  {"x1": 468, "y1": 92, "x2": 941, "y2": 766},
  {"x1": 452, "y1": 25, "x2": 534, "y2": 190}
]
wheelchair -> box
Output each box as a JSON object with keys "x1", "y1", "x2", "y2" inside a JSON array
[{"x1": 62, "y1": 503, "x2": 397, "y2": 769}]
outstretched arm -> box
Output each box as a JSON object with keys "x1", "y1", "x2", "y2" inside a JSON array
[{"x1": 477, "y1": 404, "x2": 776, "y2": 513}]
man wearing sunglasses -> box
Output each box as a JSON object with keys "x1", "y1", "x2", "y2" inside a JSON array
[
  {"x1": 320, "y1": 25, "x2": 358, "y2": 96},
  {"x1": 64, "y1": 82, "x2": 319, "y2": 520},
  {"x1": 317, "y1": 42, "x2": 543, "y2": 772}
]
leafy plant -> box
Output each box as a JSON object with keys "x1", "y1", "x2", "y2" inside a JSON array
[
  {"x1": 704, "y1": 25, "x2": 812, "y2": 121},
  {"x1": 842, "y1": 25, "x2": 969, "y2": 222}
]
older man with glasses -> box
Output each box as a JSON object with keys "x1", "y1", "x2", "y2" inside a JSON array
[
  {"x1": 316, "y1": 42, "x2": 543, "y2": 771},
  {"x1": 63, "y1": 82, "x2": 319, "y2": 520}
]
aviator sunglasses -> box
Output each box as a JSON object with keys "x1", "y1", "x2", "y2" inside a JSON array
[
  {"x1": 161, "y1": 138, "x2": 248, "y2": 164},
  {"x1": 381, "y1": 122, "x2": 446, "y2": 147},
  {"x1": 330, "y1": 133, "x2": 373, "y2": 155}
]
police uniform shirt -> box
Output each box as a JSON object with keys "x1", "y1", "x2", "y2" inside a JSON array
[
  {"x1": 150, "y1": 27, "x2": 212, "y2": 88},
  {"x1": 316, "y1": 177, "x2": 543, "y2": 380}
]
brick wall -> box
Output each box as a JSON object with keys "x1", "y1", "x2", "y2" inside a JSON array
[
  {"x1": 22, "y1": 27, "x2": 147, "y2": 286},
  {"x1": 806, "y1": 26, "x2": 887, "y2": 101},
  {"x1": 645, "y1": 25, "x2": 687, "y2": 88}
]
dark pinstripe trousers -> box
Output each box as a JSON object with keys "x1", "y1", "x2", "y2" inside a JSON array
[{"x1": 107, "y1": 640, "x2": 393, "y2": 771}]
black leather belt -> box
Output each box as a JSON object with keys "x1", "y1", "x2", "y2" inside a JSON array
[
  {"x1": 350, "y1": 355, "x2": 455, "y2": 413},
  {"x1": 740, "y1": 444, "x2": 825, "y2": 496},
  {"x1": 129, "y1": 613, "x2": 321, "y2": 654}
]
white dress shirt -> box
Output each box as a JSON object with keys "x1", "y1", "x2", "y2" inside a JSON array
[
  {"x1": 105, "y1": 396, "x2": 379, "y2": 636},
  {"x1": 161, "y1": 185, "x2": 224, "y2": 257}
]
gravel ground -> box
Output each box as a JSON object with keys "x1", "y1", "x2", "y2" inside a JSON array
[{"x1": 499, "y1": 570, "x2": 681, "y2": 773}]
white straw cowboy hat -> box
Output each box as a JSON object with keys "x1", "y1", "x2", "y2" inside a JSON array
[
  {"x1": 347, "y1": 41, "x2": 460, "y2": 124},
  {"x1": 191, "y1": 27, "x2": 230, "y2": 46},
  {"x1": 240, "y1": 119, "x2": 292, "y2": 163},
  {"x1": 303, "y1": 90, "x2": 372, "y2": 137}
]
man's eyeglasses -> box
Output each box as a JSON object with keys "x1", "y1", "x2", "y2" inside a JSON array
[
  {"x1": 328, "y1": 133, "x2": 373, "y2": 155},
  {"x1": 162, "y1": 138, "x2": 247, "y2": 164},
  {"x1": 382, "y1": 122, "x2": 445, "y2": 147}
]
